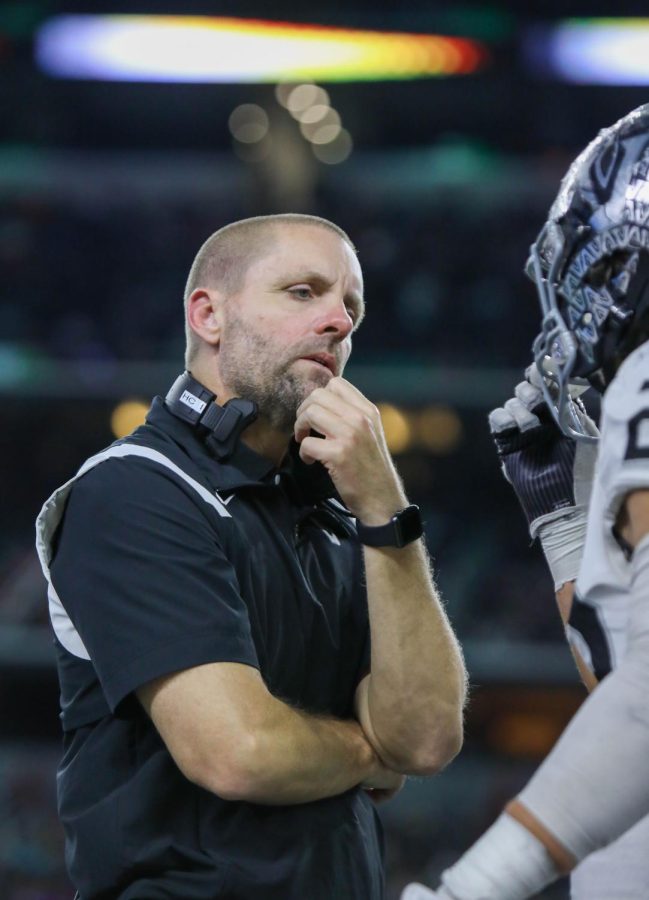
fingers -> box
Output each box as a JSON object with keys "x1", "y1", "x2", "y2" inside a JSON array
[
  {"x1": 505, "y1": 397, "x2": 542, "y2": 432},
  {"x1": 488, "y1": 405, "x2": 517, "y2": 434},
  {"x1": 294, "y1": 401, "x2": 355, "y2": 444},
  {"x1": 295, "y1": 378, "x2": 377, "y2": 444},
  {"x1": 525, "y1": 364, "x2": 598, "y2": 435},
  {"x1": 514, "y1": 379, "x2": 543, "y2": 410},
  {"x1": 524, "y1": 362, "x2": 544, "y2": 391},
  {"x1": 489, "y1": 379, "x2": 544, "y2": 435},
  {"x1": 296, "y1": 377, "x2": 376, "y2": 423},
  {"x1": 488, "y1": 400, "x2": 539, "y2": 434},
  {"x1": 325, "y1": 376, "x2": 376, "y2": 414},
  {"x1": 400, "y1": 885, "x2": 441, "y2": 900},
  {"x1": 298, "y1": 435, "x2": 326, "y2": 465}
]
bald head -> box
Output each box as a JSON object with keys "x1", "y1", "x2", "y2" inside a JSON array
[{"x1": 184, "y1": 214, "x2": 356, "y2": 365}]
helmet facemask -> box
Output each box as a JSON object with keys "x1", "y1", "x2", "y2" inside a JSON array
[{"x1": 528, "y1": 104, "x2": 649, "y2": 441}]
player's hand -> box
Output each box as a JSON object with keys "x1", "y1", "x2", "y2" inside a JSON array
[
  {"x1": 400, "y1": 884, "x2": 454, "y2": 899},
  {"x1": 294, "y1": 377, "x2": 407, "y2": 523},
  {"x1": 488, "y1": 366, "x2": 598, "y2": 539}
]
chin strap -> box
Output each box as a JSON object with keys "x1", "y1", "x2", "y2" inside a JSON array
[{"x1": 165, "y1": 371, "x2": 257, "y2": 461}]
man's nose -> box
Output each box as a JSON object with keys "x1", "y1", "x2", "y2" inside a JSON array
[{"x1": 314, "y1": 297, "x2": 354, "y2": 339}]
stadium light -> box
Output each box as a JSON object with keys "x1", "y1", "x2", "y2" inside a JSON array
[
  {"x1": 36, "y1": 15, "x2": 487, "y2": 83},
  {"x1": 525, "y1": 18, "x2": 649, "y2": 84}
]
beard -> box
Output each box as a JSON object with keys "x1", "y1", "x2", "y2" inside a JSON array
[{"x1": 218, "y1": 308, "x2": 332, "y2": 433}]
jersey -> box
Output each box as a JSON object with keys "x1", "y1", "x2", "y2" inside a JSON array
[
  {"x1": 564, "y1": 342, "x2": 649, "y2": 899},
  {"x1": 570, "y1": 341, "x2": 649, "y2": 677}
]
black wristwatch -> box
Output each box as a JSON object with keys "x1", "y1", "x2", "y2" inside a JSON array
[{"x1": 356, "y1": 505, "x2": 423, "y2": 548}]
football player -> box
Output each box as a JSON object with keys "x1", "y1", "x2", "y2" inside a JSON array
[{"x1": 401, "y1": 104, "x2": 649, "y2": 899}]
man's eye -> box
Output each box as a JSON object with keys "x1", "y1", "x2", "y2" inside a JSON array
[{"x1": 289, "y1": 287, "x2": 312, "y2": 300}]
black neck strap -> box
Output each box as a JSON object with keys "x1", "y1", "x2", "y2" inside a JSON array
[{"x1": 164, "y1": 372, "x2": 257, "y2": 461}]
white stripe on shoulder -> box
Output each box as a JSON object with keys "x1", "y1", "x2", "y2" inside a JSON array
[
  {"x1": 75, "y1": 444, "x2": 232, "y2": 518},
  {"x1": 35, "y1": 442, "x2": 231, "y2": 661},
  {"x1": 48, "y1": 581, "x2": 90, "y2": 660}
]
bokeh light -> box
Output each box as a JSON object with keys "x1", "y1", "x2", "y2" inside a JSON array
[
  {"x1": 287, "y1": 83, "x2": 322, "y2": 115},
  {"x1": 312, "y1": 128, "x2": 353, "y2": 164},
  {"x1": 416, "y1": 406, "x2": 463, "y2": 454},
  {"x1": 228, "y1": 104, "x2": 269, "y2": 143},
  {"x1": 110, "y1": 400, "x2": 149, "y2": 439},
  {"x1": 300, "y1": 107, "x2": 341, "y2": 142},
  {"x1": 378, "y1": 403, "x2": 412, "y2": 454}
]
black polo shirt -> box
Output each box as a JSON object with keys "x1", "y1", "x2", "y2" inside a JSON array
[{"x1": 45, "y1": 397, "x2": 383, "y2": 899}]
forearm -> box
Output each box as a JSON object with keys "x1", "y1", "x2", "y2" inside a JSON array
[
  {"x1": 516, "y1": 533, "x2": 649, "y2": 863},
  {"x1": 292, "y1": 380, "x2": 466, "y2": 773},
  {"x1": 141, "y1": 662, "x2": 399, "y2": 808},
  {"x1": 222, "y1": 696, "x2": 381, "y2": 806},
  {"x1": 360, "y1": 538, "x2": 467, "y2": 774}
]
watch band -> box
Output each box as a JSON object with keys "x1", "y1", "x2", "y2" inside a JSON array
[{"x1": 356, "y1": 504, "x2": 423, "y2": 548}]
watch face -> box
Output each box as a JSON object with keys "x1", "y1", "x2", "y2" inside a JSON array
[{"x1": 395, "y1": 505, "x2": 423, "y2": 546}]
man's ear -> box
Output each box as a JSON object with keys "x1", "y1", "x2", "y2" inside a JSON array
[{"x1": 186, "y1": 288, "x2": 223, "y2": 349}]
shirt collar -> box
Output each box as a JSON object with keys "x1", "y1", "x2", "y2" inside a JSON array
[
  {"x1": 144, "y1": 396, "x2": 338, "y2": 502},
  {"x1": 145, "y1": 397, "x2": 274, "y2": 490}
]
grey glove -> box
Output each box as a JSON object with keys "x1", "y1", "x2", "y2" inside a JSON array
[
  {"x1": 400, "y1": 884, "x2": 453, "y2": 900},
  {"x1": 489, "y1": 368, "x2": 599, "y2": 589},
  {"x1": 488, "y1": 367, "x2": 598, "y2": 539}
]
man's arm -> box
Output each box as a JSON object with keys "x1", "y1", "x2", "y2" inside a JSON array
[
  {"x1": 295, "y1": 377, "x2": 467, "y2": 776},
  {"x1": 137, "y1": 660, "x2": 402, "y2": 805},
  {"x1": 49, "y1": 457, "x2": 403, "y2": 808},
  {"x1": 354, "y1": 540, "x2": 466, "y2": 775}
]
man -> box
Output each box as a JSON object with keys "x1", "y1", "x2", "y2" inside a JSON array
[
  {"x1": 35, "y1": 213, "x2": 467, "y2": 899},
  {"x1": 401, "y1": 105, "x2": 649, "y2": 899}
]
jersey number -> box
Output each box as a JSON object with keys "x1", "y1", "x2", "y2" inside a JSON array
[
  {"x1": 625, "y1": 409, "x2": 649, "y2": 460},
  {"x1": 569, "y1": 593, "x2": 612, "y2": 681}
]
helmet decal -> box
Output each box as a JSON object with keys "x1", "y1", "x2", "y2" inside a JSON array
[{"x1": 590, "y1": 137, "x2": 624, "y2": 203}]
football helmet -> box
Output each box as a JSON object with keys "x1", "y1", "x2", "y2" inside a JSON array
[{"x1": 528, "y1": 104, "x2": 649, "y2": 440}]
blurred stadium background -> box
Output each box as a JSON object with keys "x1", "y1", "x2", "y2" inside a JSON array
[{"x1": 2, "y1": 0, "x2": 648, "y2": 896}]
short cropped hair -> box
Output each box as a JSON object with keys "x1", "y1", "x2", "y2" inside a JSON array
[{"x1": 183, "y1": 213, "x2": 356, "y2": 365}]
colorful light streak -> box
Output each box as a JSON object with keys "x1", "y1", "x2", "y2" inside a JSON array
[
  {"x1": 527, "y1": 19, "x2": 649, "y2": 84},
  {"x1": 35, "y1": 15, "x2": 487, "y2": 83}
]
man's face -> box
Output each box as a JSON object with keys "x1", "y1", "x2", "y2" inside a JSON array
[{"x1": 218, "y1": 224, "x2": 365, "y2": 432}]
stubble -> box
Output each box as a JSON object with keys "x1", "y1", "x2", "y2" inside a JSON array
[{"x1": 218, "y1": 308, "x2": 328, "y2": 433}]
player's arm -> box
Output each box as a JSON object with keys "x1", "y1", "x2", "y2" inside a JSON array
[
  {"x1": 489, "y1": 371, "x2": 600, "y2": 690},
  {"x1": 553, "y1": 581, "x2": 598, "y2": 692},
  {"x1": 295, "y1": 378, "x2": 467, "y2": 776},
  {"x1": 401, "y1": 487, "x2": 649, "y2": 900},
  {"x1": 619, "y1": 488, "x2": 649, "y2": 546},
  {"x1": 137, "y1": 661, "x2": 403, "y2": 805},
  {"x1": 504, "y1": 481, "x2": 649, "y2": 883},
  {"x1": 398, "y1": 376, "x2": 601, "y2": 900}
]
